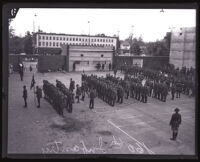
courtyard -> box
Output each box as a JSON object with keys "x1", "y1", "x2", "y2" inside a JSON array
[{"x1": 8, "y1": 70, "x2": 195, "y2": 155}]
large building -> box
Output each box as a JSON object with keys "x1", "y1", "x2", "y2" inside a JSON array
[
  {"x1": 169, "y1": 27, "x2": 196, "y2": 68},
  {"x1": 32, "y1": 32, "x2": 118, "y2": 55}
]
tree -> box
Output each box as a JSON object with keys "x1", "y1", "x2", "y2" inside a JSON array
[{"x1": 24, "y1": 31, "x2": 33, "y2": 54}]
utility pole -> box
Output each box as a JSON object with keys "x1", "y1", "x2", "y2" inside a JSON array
[{"x1": 88, "y1": 21, "x2": 90, "y2": 45}]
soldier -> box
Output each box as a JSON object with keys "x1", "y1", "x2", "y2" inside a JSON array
[
  {"x1": 75, "y1": 84, "x2": 81, "y2": 103},
  {"x1": 19, "y1": 63, "x2": 24, "y2": 81},
  {"x1": 125, "y1": 80, "x2": 130, "y2": 99},
  {"x1": 89, "y1": 87, "x2": 96, "y2": 109},
  {"x1": 118, "y1": 86, "x2": 124, "y2": 104},
  {"x1": 109, "y1": 63, "x2": 111, "y2": 71},
  {"x1": 81, "y1": 81, "x2": 86, "y2": 101},
  {"x1": 169, "y1": 108, "x2": 182, "y2": 141},
  {"x1": 35, "y1": 86, "x2": 42, "y2": 108},
  {"x1": 176, "y1": 82, "x2": 181, "y2": 98},
  {"x1": 69, "y1": 78, "x2": 75, "y2": 92},
  {"x1": 114, "y1": 68, "x2": 117, "y2": 77},
  {"x1": 171, "y1": 84, "x2": 176, "y2": 100},
  {"x1": 29, "y1": 65, "x2": 32, "y2": 72},
  {"x1": 144, "y1": 86, "x2": 148, "y2": 103},
  {"x1": 22, "y1": 85, "x2": 28, "y2": 108}
]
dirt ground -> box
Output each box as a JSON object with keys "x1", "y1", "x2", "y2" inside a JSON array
[{"x1": 7, "y1": 70, "x2": 195, "y2": 155}]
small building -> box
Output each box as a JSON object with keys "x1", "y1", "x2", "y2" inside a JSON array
[{"x1": 61, "y1": 45, "x2": 114, "y2": 72}]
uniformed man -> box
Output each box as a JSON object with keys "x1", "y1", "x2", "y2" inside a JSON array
[
  {"x1": 75, "y1": 84, "x2": 81, "y2": 103},
  {"x1": 69, "y1": 78, "x2": 75, "y2": 92},
  {"x1": 35, "y1": 86, "x2": 42, "y2": 108},
  {"x1": 171, "y1": 84, "x2": 176, "y2": 100},
  {"x1": 22, "y1": 85, "x2": 28, "y2": 108},
  {"x1": 19, "y1": 63, "x2": 24, "y2": 81},
  {"x1": 169, "y1": 108, "x2": 182, "y2": 141},
  {"x1": 81, "y1": 81, "x2": 86, "y2": 101},
  {"x1": 89, "y1": 87, "x2": 96, "y2": 109}
]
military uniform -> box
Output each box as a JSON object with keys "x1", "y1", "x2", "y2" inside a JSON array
[{"x1": 23, "y1": 86, "x2": 27, "y2": 107}]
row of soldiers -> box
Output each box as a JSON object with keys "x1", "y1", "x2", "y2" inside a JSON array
[
  {"x1": 43, "y1": 80, "x2": 72, "y2": 116},
  {"x1": 106, "y1": 74, "x2": 149, "y2": 103},
  {"x1": 56, "y1": 80, "x2": 73, "y2": 113},
  {"x1": 123, "y1": 65, "x2": 195, "y2": 97},
  {"x1": 82, "y1": 74, "x2": 125, "y2": 106}
]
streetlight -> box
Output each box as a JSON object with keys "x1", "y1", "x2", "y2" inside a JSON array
[{"x1": 88, "y1": 21, "x2": 90, "y2": 45}]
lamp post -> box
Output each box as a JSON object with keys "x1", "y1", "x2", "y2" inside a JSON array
[
  {"x1": 88, "y1": 21, "x2": 90, "y2": 45},
  {"x1": 130, "y1": 25, "x2": 134, "y2": 54}
]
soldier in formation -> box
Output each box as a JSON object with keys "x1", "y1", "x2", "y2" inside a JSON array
[
  {"x1": 22, "y1": 85, "x2": 28, "y2": 108},
  {"x1": 35, "y1": 86, "x2": 42, "y2": 108},
  {"x1": 56, "y1": 80, "x2": 73, "y2": 113}
]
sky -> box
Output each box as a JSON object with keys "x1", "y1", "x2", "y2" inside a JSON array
[{"x1": 10, "y1": 8, "x2": 196, "y2": 42}]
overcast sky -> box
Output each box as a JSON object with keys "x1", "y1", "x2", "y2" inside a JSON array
[{"x1": 10, "y1": 8, "x2": 196, "y2": 42}]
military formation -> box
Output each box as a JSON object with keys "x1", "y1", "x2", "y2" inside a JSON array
[{"x1": 43, "y1": 80, "x2": 72, "y2": 116}]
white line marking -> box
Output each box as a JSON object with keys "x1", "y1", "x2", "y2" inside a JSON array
[{"x1": 107, "y1": 119, "x2": 155, "y2": 154}]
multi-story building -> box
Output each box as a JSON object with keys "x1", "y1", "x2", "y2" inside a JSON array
[
  {"x1": 169, "y1": 27, "x2": 196, "y2": 68},
  {"x1": 32, "y1": 32, "x2": 118, "y2": 55}
]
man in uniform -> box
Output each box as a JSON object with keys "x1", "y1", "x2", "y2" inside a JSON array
[
  {"x1": 171, "y1": 84, "x2": 176, "y2": 100},
  {"x1": 75, "y1": 84, "x2": 81, "y2": 103},
  {"x1": 69, "y1": 78, "x2": 75, "y2": 92},
  {"x1": 89, "y1": 87, "x2": 96, "y2": 109},
  {"x1": 22, "y1": 85, "x2": 28, "y2": 108},
  {"x1": 35, "y1": 86, "x2": 42, "y2": 108},
  {"x1": 169, "y1": 108, "x2": 182, "y2": 141}
]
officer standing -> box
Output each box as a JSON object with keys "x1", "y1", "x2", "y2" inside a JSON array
[
  {"x1": 69, "y1": 78, "x2": 75, "y2": 92},
  {"x1": 169, "y1": 108, "x2": 182, "y2": 141},
  {"x1": 35, "y1": 86, "x2": 42, "y2": 108},
  {"x1": 109, "y1": 63, "x2": 111, "y2": 71},
  {"x1": 22, "y1": 85, "x2": 28, "y2": 108},
  {"x1": 89, "y1": 87, "x2": 96, "y2": 109}
]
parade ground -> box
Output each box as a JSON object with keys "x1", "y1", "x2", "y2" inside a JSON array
[{"x1": 8, "y1": 70, "x2": 195, "y2": 155}]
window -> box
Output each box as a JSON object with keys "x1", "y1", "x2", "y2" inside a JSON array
[
  {"x1": 43, "y1": 42, "x2": 45, "y2": 46},
  {"x1": 73, "y1": 38, "x2": 75, "y2": 41},
  {"x1": 43, "y1": 36, "x2": 45, "y2": 39},
  {"x1": 97, "y1": 39, "x2": 99, "y2": 42},
  {"x1": 94, "y1": 39, "x2": 96, "y2": 42},
  {"x1": 85, "y1": 38, "x2": 87, "y2": 41},
  {"x1": 46, "y1": 36, "x2": 48, "y2": 40},
  {"x1": 39, "y1": 36, "x2": 41, "y2": 39},
  {"x1": 101, "y1": 54, "x2": 104, "y2": 57},
  {"x1": 60, "y1": 37, "x2": 62, "y2": 40},
  {"x1": 76, "y1": 38, "x2": 78, "y2": 41},
  {"x1": 57, "y1": 37, "x2": 59, "y2": 40},
  {"x1": 82, "y1": 38, "x2": 84, "y2": 41},
  {"x1": 49, "y1": 42, "x2": 51, "y2": 46},
  {"x1": 81, "y1": 54, "x2": 84, "y2": 57},
  {"x1": 70, "y1": 38, "x2": 72, "y2": 41},
  {"x1": 79, "y1": 38, "x2": 81, "y2": 41},
  {"x1": 103, "y1": 39, "x2": 105, "y2": 42},
  {"x1": 63, "y1": 37, "x2": 65, "y2": 40},
  {"x1": 46, "y1": 42, "x2": 48, "y2": 46},
  {"x1": 111, "y1": 39, "x2": 113, "y2": 42},
  {"x1": 39, "y1": 42, "x2": 41, "y2": 46},
  {"x1": 53, "y1": 42, "x2": 55, "y2": 46},
  {"x1": 56, "y1": 43, "x2": 58, "y2": 46},
  {"x1": 53, "y1": 37, "x2": 55, "y2": 40}
]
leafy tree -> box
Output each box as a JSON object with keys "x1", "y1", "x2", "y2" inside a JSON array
[{"x1": 24, "y1": 31, "x2": 33, "y2": 54}]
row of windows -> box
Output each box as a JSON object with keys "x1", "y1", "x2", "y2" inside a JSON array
[
  {"x1": 38, "y1": 42, "x2": 114, "y2": 47},
  {"x1": 38, "y1": 35, "x2": 114, "y2": 42}
]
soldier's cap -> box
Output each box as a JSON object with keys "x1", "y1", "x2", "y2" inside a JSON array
[{"x1": 174, "y1": 108, "x2": 180, "y2": 112}]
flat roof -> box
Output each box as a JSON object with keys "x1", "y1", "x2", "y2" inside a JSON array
[{"x1": 35, "y1": 32, "x2": 118, "y2": 39}]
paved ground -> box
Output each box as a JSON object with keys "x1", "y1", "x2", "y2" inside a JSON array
[{"x1": 8, "y1": 70, "x2": 195, "y2": 155}]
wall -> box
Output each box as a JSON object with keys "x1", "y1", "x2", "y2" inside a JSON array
[
  {"x1": 9, "y1": 54, "x2": 39, "y2": 71},
  {"x1": 169, "y1": 27, "x2": 196, "y2": 68},
  {"x1": 113, "y1": 56, "x2": 169, "y2": 69},
  {"x1": 38, "y1": 55, "x2": 66, "y2": 72}
]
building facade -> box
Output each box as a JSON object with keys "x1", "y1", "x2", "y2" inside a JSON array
[
  {"x1": 61, "y1": 45, "x2": 114, "y2": 72},
  {"x1": 169, "y1": 27, "x2": 196, "y2": 68},
  {"x1": 33, "y1": 32, "x2": 118, "y2": 55}
]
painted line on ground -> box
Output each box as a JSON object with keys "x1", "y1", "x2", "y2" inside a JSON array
[{"x1": 107, "y1": 119, "x2": 155, "y2": 154}]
